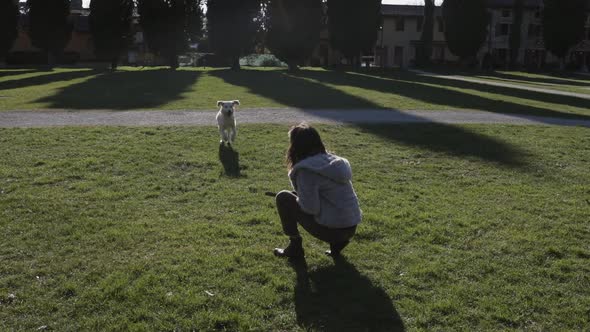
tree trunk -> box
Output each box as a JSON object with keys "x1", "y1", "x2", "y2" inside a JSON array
[
  {"x1": 287, "y1": 60, "x2": 299, "y2": 72},
  {"x1": 231, "y1": 56, "x2": 240, "y2": 71},
  {"x1": 169, "y1": 53, "x2": 179, "y2": 70},
  {"x1": 47, "y1": 51, "x2": 56, "y2": 69},
  {"x1": 111, "y1": 57, "x2": 119, "y2": 71},
  {"x1": 509, "y1": 0, "x2": 524, "y2": 69},
  {"x1": 560, "y1": 57, "x2": 566, "y2": 70},
  {"x1": 460, "y1": 55, "x2": 476, "y2": 68},
  {"x1": 417, "y1": 0, "x2": 435, "y2": 68}
]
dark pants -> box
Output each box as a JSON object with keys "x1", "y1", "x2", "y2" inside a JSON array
[{"x1": 275, "y1": 190, "x2": 356, "y2": 244}]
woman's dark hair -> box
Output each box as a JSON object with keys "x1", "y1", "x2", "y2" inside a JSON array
[{"x1": 286, "y1": 123, "x2": 327, "y2": 170}]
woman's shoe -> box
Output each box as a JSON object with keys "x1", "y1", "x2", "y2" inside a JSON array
[
  {"x1": 274, "y1": 237, "x2": 304, "y2": 258},
  {"x1": 325, "y1": 240, "x2": 350, "y2": 257}
]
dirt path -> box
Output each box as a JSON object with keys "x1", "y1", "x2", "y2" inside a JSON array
[{"x1": 1, "y1": 108, "x2": 589, "y2": 128}]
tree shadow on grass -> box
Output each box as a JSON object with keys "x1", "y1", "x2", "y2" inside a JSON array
[
  {"x1": 408, "y1": 72, "x2": 590, "y2": 111},
  {"x1": 291, "y1": 256, "x2": 405, "y2": 332},
  {"x1": 210, "y1": 69, "x2": 530, "y2": 168},
  {"x1": 484, "y1": 71, "x2": 590, "y2": 88},
  {"x1": 0, "y1": 68, "x2": 38, "y2": 79},
  {"x1": 218, "y1": 143, "x2": 242, "y2": 177},
  {"x1": 35, "y1": 69, "x2": 201, "y2": 110},
  {"x1": 0, "y1": 68, "x2": 101, "y2": 91},
  {"x1": 357, "y1": 123, "x2": 532, "y2": 164},
  {"x1": 296, "y1": 70, "x2": 590, "y2": 120},
  {"x1": 211, "y1": 69, "x2": 379, "y2": 109}
]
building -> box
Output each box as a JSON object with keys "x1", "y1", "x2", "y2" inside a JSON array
[
  {"x1": 376, "y1": 0, "x2": 590, "y2": 70},
  {"x1": 8, "y1": 1, "x2": 155, "y2": 66},
  {"x1": 10, "y1": 2, "x2": 94, "y2": 64},
  {"x1": 377, "y1": 5, "x2": 458, "y2": 68},
  {"x1": 483, "y1": 0, "x2": 590, "y2": 70}
]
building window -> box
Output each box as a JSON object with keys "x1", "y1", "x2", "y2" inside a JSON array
[
  {"x1": 502, "y1": 9, "x2": 511, "y2": 18},
  {"x1": 528, "y1": 24, "x2": 541, "y2": 38},
  {"x1": 496, "y1": 23, "x2": 510, "y2": 37},
  {"x1": 417, "y1": 16, "x2": 423, "y2": 32},
  {"x1": 396, "y1": 17, "x2": 405, "y2": 31},
  {"x1": 437, "y1": 17, "x2": 444, "y2": 32}
]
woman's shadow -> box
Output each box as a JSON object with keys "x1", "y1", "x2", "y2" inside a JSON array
[
  {"x1": 290, "y1": 257, "x2": 405, "y2": 332},
  {"x1": 218, "y1": 143, "x2": 241, "y2": 177}
]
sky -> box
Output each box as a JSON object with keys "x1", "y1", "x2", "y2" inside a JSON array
[{"x1": 71, "y1": 0, "x2": 444, "y2": 8}]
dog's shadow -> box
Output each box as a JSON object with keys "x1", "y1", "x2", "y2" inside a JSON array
[{"x1": 218, "y1": 143, "x2": 242, "y2": 177}]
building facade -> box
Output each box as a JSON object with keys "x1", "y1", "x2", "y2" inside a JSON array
[
  {"x1": 377, "y1": 0, "x2": 590, "y2": 70},
  {"x1": 8, "y1": 1, "x2": 154, "y2": 65},
  {"x1": 376, "y1": 5, "x2": 458, "y2": 68},
  {"x1": 10, "y1": 2, "x2": 94, "y2": 63}
]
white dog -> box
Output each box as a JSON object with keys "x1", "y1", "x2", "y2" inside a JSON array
[{"x1": 216, "y1": 100, "x2": 240, "y2": 145}]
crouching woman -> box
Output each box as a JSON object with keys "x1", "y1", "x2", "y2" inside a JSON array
[{"x1": 274, "y1": 123, "x2": 362, "y2": 258}]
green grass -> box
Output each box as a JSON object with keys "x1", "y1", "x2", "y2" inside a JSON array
[
  {"x1": 424, "y1": 67, "x2": 590, "y2": 95},
  {"x1": 1, "y1": 67, "x2": 589, "y2": 120},
  {"x1": 470, "y1": 71, "x2": 590, "y2": 95},
  {"x1": 1, "y1": 124, "x2": 589, "y2": 331}
]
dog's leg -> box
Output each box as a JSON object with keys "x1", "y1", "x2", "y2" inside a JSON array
[
  {"x1": 229, "y1": 126, "x2": 237, "y2": 144},
  {"x1": 219, "y1": 128, "x2": 228, "y2": 144}
]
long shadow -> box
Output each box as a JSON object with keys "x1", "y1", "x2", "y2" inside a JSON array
[
  {"x1": 210, "y1": 69, "x2": 531, "y2": 168},
  {"x1": 210, "y1": 69, "x2": 378, "y2": 109},
  {"x1": 291, "y1": 257, "x2": 405, "y2": 332},
  {"x1": 35, "y1": 69, "x2": 201, "y2": 110},
  {"x1": 0, "y1": 69, "x2": 38, "y2": 79},
  {"x1": 410, "y1": 73, "x2": 590, "y2": 111},
  {"x1": 218, "y1": 143, "x2": 242, "y2": 177},
  {"x1": 486, "y1": 71, "x2": 590, "y2": 88},
  {"x1": 0, "y1": 69, "x2": 101, "y2": 91},
  {"x1": 297, "y1": 70, "x2": 590, "y2": 120}
]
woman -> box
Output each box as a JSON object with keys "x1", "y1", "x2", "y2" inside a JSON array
[{"x1": 274, "y1": 123, "x2": 362, "y2": 258}]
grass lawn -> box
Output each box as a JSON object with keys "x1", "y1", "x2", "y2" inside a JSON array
[
  {"x1": 1, "y1": 123, "x2": 589, "y2": 331},
  {"x1": 469, "y1": 71, "x2": 590, "y2": 95},
  {"x1": 1, "y1": 67, "x2": 589, "y2": 120},
  {"x1": 423, "y1": 68, "x2": 590, "y2": 95}
]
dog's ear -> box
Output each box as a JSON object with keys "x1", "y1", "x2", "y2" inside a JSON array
[
  {"x1": 232, "y1": 100, "x2": 240, "y2": 106},
  {"x1": 217, "y1": 101, "x2": 223, "y2": 107}
]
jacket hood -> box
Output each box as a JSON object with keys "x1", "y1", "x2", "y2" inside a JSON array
[{"x1": 290, "y1": 153, "x2": 352, "y2": 183}]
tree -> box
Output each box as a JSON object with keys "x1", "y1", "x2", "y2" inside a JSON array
[
  {"x1": 416, "y1": 0, "x2": 435, "y2": 67},
  {"x1": 266, "y1": 0, "x2": 322, "y2": 71},
  {"x1": 27, "y1": 0, "x2": 73, "y2": 66},
  {"x1": 542, "y1": 0, "x2": 586, "y2": 69},
  {"x1": 0, "y1": 0, "x2": 19, "y2": 64},
  {"x1": 441, "y1": 0, "x2": 488, "y2": 63},
  {"x1": 187, "y1": 0, "x2": 204, "y2": 45},
  {"x1": 508, "y1": 0, "x2": 524, "y2": 68},
  {"x1": 89, "y1": 0, "x2": 134, "y2": 70},
  {"x1": 137, "y1": 0, "x2": 188, "y2": 69},
  {"x1": 326, "y1": 0, "x2": 381, "y2": 68},
  {"x1": 207, "y1": 0, "x2": 261, "y2": 70}
]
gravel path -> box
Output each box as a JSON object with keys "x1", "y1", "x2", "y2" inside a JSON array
[
  {"x1": 410, "y1": 69, "x2": 590, "y2": 100},
  {"x1": 1, "y1": 108, "x2": 589, "y2": 128}
]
